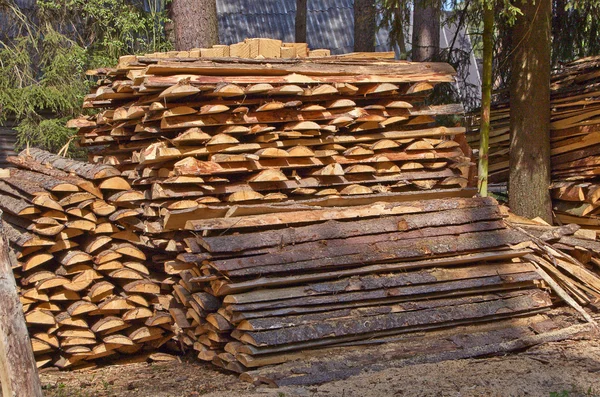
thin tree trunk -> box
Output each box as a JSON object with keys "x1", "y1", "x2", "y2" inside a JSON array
[
  {"x1": 295, "y1": 0, "x2": 307, "y2": 43},
  {"x1": 171, "y1": 0, "x2": 219, "y2": 50},
  {"x1": 509, "y1": 0, "x2": 552, "y2": 222},
  {"x1": 354, "y1": 0, "x2": 376, "y2": 52},
  {"x1": 412, "y1": 0, "x2": 441, "y2": 61},
  {"x1": 394, "y1": 5, "x2": 408, "y2": 59},
  {"x1": 478, "y1": 4, "x2": 494, "y2": 197},
  {"x1": 0, "y1": 212, "x2": 43, "y2": 397}
]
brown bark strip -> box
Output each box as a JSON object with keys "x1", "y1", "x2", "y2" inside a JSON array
[
  {"x1": 213, "y1": 220, "x2": 506, "y2": 272},
  {"x1": 221, "y1": 228, "x2": 529, "y2": 277},
  {"x1": 183, "y1": 195, "x2": 489, "y2": 232},
  {"x1": 198, "y1": 199, "x2": 500, "y2": 253},
  {"x1": 239, "y1": 290, "x2": 551, "y2": 347},
  {"x1": 226, "y1": 273, "x2": 541, "y2": 314},
  {"x1": 215, "y1": 249, "x2": 532, "y2": 296}
]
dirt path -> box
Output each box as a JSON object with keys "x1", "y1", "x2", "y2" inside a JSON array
[{"x1": 41, "y1": 338, "x2": 600, "y2": 397}]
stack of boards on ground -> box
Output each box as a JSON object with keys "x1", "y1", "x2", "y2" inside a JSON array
[
  {"x1": 61, "y1": 50, "x2": 600, "y2": 385},
  {"x1": 467, "y1": 55, "x2": 600, "y2": 232},
  {"x1": 138, "y1": 38, "x2": 334, "y2": 60},
  {"x1": 0, "y1": 149, "x2": 180, "y2": 370},
  {"x1": 163, "y1": 196, "x2": 600, "y2": 386}
]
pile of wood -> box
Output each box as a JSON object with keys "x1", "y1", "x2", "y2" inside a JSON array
[
  {"x1": 0, "y1": 149, "x2": 179, "y2": 369},
  {"x1": 160, "y1": 197, "x2": 600, "y2": 385},
  {"x1": 62, "y1": 52, "x2": 600, "y2": 384},
  {"x1": 6, "y1": 51, "x2": 600, "y2": 383},
  {"x1": 468, "y1": 56, "x2": 600, "y2": 230},
  {"x1": 138, "y1": 38, "x2": 333, "y2": 60},
  {"x1": 70, "y1": 54, "x2": 473, "y2": 234}
]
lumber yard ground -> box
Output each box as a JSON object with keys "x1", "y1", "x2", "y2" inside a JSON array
[{"x1": 40, "y1": 337, "x2": 600, "y2": 397}]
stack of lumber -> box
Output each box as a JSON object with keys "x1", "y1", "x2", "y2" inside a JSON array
[
  {"x1": 67, "y1": 53, "x2": 480, "y2": 365},
  {"x1": 139, "y1": 38, "x2": 334, "y2": 60},
  {"x1": 467, "y1": 56, "x2": 600, "y2": 230},
  {"x1": 170, "y1": 195, "x2": 600, "y2": 385},
  {"x1": 69, "y1": 54, "x2": 473, "y2": 235},
  {"x1": 59, "y1": 52, "x2": 600, "y2": 384},
  {"x1": 0, "y1": 149, "x2": 177, "y2": 370}
]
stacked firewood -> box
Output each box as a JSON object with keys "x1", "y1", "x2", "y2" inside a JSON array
[
  {"x1": 468, "y1": 56, "x2": 600, "y2": 231},
  {"x1": 0, "y1": 149, "x2": 178, "y2": 369}
]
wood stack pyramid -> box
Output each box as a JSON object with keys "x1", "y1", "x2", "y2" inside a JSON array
[{"x1": 468, "y1": 56, "x2": 600, "y2": 232}]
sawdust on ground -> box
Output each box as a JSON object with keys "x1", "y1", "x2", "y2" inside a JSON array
[{"x1": 40, "y1": 338, "x2": 600, "y2": 397}]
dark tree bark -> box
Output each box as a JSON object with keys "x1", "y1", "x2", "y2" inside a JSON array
[
  {"x1": 354, "y1": 0, "x2": 376, "y2": 52},
  {"x1": 171, "y1": 0, "x2": 219, "y2": 50},
  {"x1": 393, "y1": 5, "x2": 408, "y2": 58},
  {"x1": 509, "y1": 0, "x2": 552, "y2": 222},
  {"x1": 411, "y1": 0, "x2": 441, "y2": 61},
  {"x1": 295, "y1": 0, "x2": 307, "y2": 43}
]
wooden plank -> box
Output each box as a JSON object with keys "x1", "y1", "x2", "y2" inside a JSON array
[
  {"x1": 213, "y1": 249, "x2": 532, "y2": 296},
  {"x1": 0, "y1": 213, "x2": 44, "y2": 397},
  {"x1": 237, "y1": 290, "x2": 551, "y2": 346},
  {"x1": 183, "y1": 195, "x2": 482, "y2": 232},
  {"x1": 142, "y1": 60, "x2": 457, "y2": 81},
  {"x1": 213, "y1": 220, "x2": 507, "y2": 272},
  {"x1": 226, "y1": 273, "x2": 541, "y2": 314},
  {"x1": 240, "y1": 319, "x2": 594, "y2": 386},
  {"x1": 19, "y1": 148, "x2": 120, "y2": 180},
  {"x1": 235, "y1": 314, "x2": 547, "y2": 366},
  {"x1": 225, "y1": 262, "x2": 537, "y2": 306},
  {"x1": 222, "y1": 228, "x2": 530, "y2": 277},
  {"x1": 197, "y1": 198, "x2": 499, "y2": 253}
]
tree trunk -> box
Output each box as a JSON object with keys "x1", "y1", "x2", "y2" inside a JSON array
[
  {"x1": 0, "y1": 212, "x2": 43, "y2": 397},
  {"x1": 393, "y1": 5, "x2": 408, "y2": 59},
  {"x1": 509, "y1": 0, "x2": 552, "y2": 222},
  {"x1": 295, "y1": 0, "x2": 307, "y2": 43},
  {"x1": 478, "y1": 4, "x2": 494, "y2": 197},
  {"x1": 354, "y1": 0, "x2": 376, "y2": 52},
  {"x1": 412, "y1": 0, "x2": 441, "y2": 61},
  {"x1": 171, "y1": 0, "x2": 219, "y2": 50}
]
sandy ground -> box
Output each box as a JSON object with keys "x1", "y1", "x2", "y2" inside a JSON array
[{"x1": 40, "y1": 337, "x2": 600, "y2": 397}]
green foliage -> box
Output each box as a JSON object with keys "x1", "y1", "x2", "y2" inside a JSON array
[{"x1": 0, "y1": 0, "x2": 171, "y2": 155}]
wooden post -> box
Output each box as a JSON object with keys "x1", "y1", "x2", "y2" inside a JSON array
[{"x1": 0, "y1": 211, "x2": 43, "y2": 397}]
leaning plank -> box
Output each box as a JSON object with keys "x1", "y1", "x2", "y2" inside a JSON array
[{"x1": 0, "y1": 213, "x2": 44, "y2": 397}]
